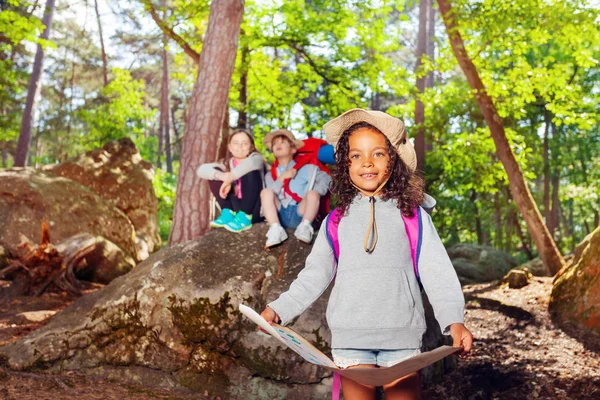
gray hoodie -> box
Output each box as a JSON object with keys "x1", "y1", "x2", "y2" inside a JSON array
[
  {"x1": 196, "y1": 152, "x2": 265, "y2": 181},
  {"x1": 268, "y1": 195, "x2": 465, "y2": 350}
]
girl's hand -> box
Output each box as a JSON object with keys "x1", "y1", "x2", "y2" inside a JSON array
[
  {"x1": 219, "y1": 182, "x2": 232, "y2": 199},
  {"x1": 278, "y1": 168, "x2": 297, "y2": 181},
  {"x1": 219, "y1": 171, "x2": 234, "y2": 183},
  {"x1": 449, "y1": 323, "x2": 473, "y2": 357},
  {"x1": 259, "y1": 306, "x2": 280, "y2": 334}
]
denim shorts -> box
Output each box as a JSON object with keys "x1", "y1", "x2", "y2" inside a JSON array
[
  {"x1": 278, "y1": 204, "x2": 303, "y2": 229},
  {"x1": 331, "y1": 348, "x2": 421, "y2": 368}
]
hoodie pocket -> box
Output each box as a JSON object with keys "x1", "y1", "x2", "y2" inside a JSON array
[{"x1": 327, "y1": 269, "x2": 417, "y2": 330}]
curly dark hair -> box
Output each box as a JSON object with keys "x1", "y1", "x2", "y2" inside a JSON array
[{"x1": 331, "y1": 122, "x2": 424, "y2": 217}]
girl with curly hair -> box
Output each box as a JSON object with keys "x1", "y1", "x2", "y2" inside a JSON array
[{"x1": 261, "y1": 109, "x2": 472, "y2": 400}]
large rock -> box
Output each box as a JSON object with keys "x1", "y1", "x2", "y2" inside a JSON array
[
  {"x1": 550, "y1": 226, "x2": 600, "y2": 332},
  {"x1": 448, "y1": 243, "x2": 517, "y2": 284},
  {"x1": 0, "y1": 169, "x2": 138, "y2": 266},
  {"x1": 44, "y1": 138, "x2": 160, "y2": 259},
  {"x1": 0, "y1": 224, "x2": 454, "y2": 398}
]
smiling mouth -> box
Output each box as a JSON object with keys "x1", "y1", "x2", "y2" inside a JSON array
[{"x1": 360, "y1": 173, "x2": 378, "y2": 180}]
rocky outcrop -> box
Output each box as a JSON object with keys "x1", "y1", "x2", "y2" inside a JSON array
[
  {"x1": 0, "y1": 168, "x2": 138, "y2": 265},
  {"x1": 44, "y1": 138, "x2": 160, "y2": 259},
  {"x1": 0, "y1": 224, "x2": 455, "y2": 398},
  {"x1": 448, "y1": 244, "x2": 517, "y2": 284},
  {"x1": 550, "y1": 226, "x2": 600, "y2": 333}
]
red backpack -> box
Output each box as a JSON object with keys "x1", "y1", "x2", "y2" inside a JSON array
[{"x1": 269, "y1": 138, "x2": 332, "y2": 225}]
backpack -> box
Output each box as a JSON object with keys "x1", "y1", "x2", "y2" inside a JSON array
[
  {"x1": 323, "y1": 206, "x2": 424, "y2": 400},
  {"x1": 269, "y1": 138, "x2": 333, "y2": 225}
]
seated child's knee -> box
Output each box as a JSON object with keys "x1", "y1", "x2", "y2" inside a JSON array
[{"x1": 261, "y1": 188, "x2": 274, "y2": 198}]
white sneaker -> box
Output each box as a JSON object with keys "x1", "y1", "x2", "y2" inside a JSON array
[
  {"x1": 294, "y1": 221, "x2": 314, "y2": 244},
  {"x1": 266, "y1": 224, "x2": 288, "y2": 247}
]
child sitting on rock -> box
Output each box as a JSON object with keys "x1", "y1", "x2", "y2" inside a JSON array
[
  {"x1": 196, "y1": 129, "x2": 265, "y2": 232},
  {"x1": 261, "y1": 129, "x2": 332, "y2": 247}
]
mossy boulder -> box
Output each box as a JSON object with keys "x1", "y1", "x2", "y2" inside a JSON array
[
  {"x1": 0, "y1": 224, "x2": 455, "y2": 398},
  {"x1": 448, "y1": 243, "x2": 517, "y2": 284},
  {"x1": 44, "y1": 138, "x2": 160, "y2": 259},
  {"x1": 550, "y1": 226, "x2": 600, "y2": 333}
]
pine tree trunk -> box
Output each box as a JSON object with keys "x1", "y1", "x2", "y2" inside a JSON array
[
  {"x1": 237, "y1": 33, "x2": 248, "y2": 129},
  {"x1": 437, "y1": 0, "x2": 564, "y2": 275},
  {"x1": 161, "y1": 0, "x2": 173, "y2": 173},
  {"x1": 14, "y1": 0, "x2": 56, "y2": 167},
  {"x1": 426, "y1": 0, "x2": 436, "y2": 89},
  {"x1": 424, "y1": 0, "x2": 435, "y2": 158},
  {"x1": 169, "y1": 0, "x2": 244, "y2": 245},
  {"x1": 414, "y1": 0, "x2": 428, "y2": 176},
  {"x1": 94, "y1": 0, "x2": 108, "y2": 87}
]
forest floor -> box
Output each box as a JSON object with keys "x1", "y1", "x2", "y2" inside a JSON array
[{"x1": 1, "y1": 277, "x2": 599, "y2": 400}]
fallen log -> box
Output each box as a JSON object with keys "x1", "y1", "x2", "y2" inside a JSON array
[{"x1": 0, "y1": 221, "x2": 135, "y2": 296}]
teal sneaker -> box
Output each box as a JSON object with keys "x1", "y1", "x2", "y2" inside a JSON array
[
  {"x1": 210, "y1": 208, "x2": 236, "y2": 228},
  {"x1": 224, "y1": 211, "x2": 252, "y2": 233}
]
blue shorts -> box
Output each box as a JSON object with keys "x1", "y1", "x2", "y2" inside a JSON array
[
  {"x1": 278, "y1": 204, "x2": 303, "y2": 229},
  {"x1": 331, "y1": 348, "x2": 421, "y2": 368}
]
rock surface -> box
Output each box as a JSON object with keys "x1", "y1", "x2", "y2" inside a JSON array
[
  {"x1": 44, "y1": 138, "x2": 160, "y2": 259},
  {"x1": 550, "y1": 226, "x2": 600, "y2": 333},
  {"x1": 0, "y1": 224, "x2": 455, "y2": 399},
  {"x1": 0, "y1": 168, "x2": 138, "y2": 264},
  {"x1": 502, "y1": 268, "x2": 532, "y2": 289},
  {"x1": 448, "y1": 244, "x2": 516, "y2": 284}
]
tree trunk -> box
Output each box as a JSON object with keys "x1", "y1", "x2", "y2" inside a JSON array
[
  {"x1": 550, "y1": 170, "x2": 560, "y2": 238},
  {"x1": 169, "y1": 0, "x2": 244, "y2": 245},
  {"x1": 160, "y1": 0, "x2": 173, "y2": 173},
  {"x1": 437, "y1": 0, "x2": 564, "y2": 275},
  {"x1": 512, "y1": 212, "x2": 534, "y2": 260},
  {"x1": 94, "y1": 0, "x2": 108, "y2": 87},
  {"x1": 14, "y1": 0, "x2": 56, "y2": 167},
  {"x1": 237, "y1": 33, "x2": 248, "y2": 129},
  {"x1": 426, "y1": 0, "x2": 436, "y2": 89},
  {"x1": 494, "y1": 191, "x2": 502, "y2": 248},
  {"x1": 414, "y1": 0, "x2": 428, "y2": 176},
  {"x1": 424, "y1": 0, "x2": 435, "y2": 157},
  {"x1": 171, "y1": 101, "x2": 181, "y2": 158}
]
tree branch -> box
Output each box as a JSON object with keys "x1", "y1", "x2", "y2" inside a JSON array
[{"x1": 141, "y1": 0, "x2": 199, "y2": 63}]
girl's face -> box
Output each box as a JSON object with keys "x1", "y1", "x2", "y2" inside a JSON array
[
  {"x1": 228, "y1": 132, "x2": 252, "y2": 159},
  {"x1": 348, "y1": 127, "x2": 391, "y2": 193}
]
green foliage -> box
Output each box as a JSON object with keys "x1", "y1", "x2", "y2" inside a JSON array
[
  {"x1": 79, "y1": 68, "x2": 155, "y2": 148},
  {"x1": 153, "y1": 166, "x2": 178, "y2": 242}
]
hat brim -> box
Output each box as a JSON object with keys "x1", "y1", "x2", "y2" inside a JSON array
[
  {"x1": 263, "y1": 130, "x2": 304, "y2": 151},
  {"x1": 323, "y1": 108, "x2": 417, "y2": 172}
]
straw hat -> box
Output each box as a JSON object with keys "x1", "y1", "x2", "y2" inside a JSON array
[
  {"x1": 323, "y1": 108, "x2": 417, "y2": 172},
  {"x1": 263, "y1": 129, "x2": 305, "y2": 151}
]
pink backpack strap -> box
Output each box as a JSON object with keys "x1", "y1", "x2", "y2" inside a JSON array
[
  {"x1": 401, "y1": 207, "x2": 423, "y2": 285},
  {"x1": 325, "y1": 209, "x2": 342, "y2": 262},
  {"x1": 332, "y1": 372, "x2": 341, "y2": 400}
]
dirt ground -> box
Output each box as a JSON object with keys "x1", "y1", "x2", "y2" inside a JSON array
[{"x1": 1, "y1": 277, "x2": 599, "y2": 400}]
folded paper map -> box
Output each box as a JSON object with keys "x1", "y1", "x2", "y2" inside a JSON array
[{"x1": 239, "y1": 304, "x2": 461, "y2": 386}]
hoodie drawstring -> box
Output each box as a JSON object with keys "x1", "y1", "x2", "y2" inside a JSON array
[{"x1": 351, "y1": 175, "x2": 390, "y2": 254}]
